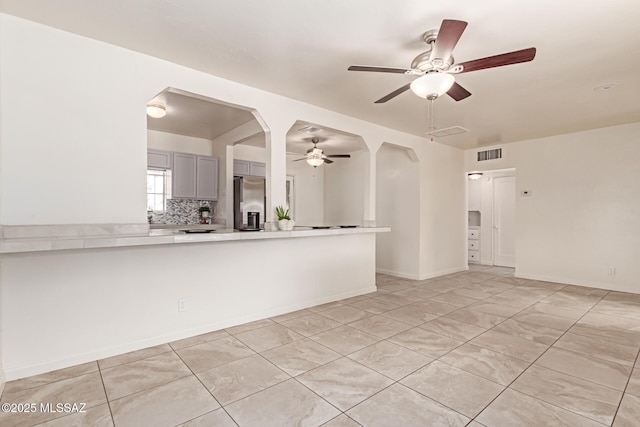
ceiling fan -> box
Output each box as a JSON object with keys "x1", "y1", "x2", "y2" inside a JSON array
[
  {"x1": 292, "y1": 137, "x2": 351, "y2": 167},
  {"x1": 348, "y1": 19, "x2": 536, "y2": 103}
]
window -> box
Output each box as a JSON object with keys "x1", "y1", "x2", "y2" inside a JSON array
[{"x1": 147, "y1": 169, "x2": 172, "y2": 212}]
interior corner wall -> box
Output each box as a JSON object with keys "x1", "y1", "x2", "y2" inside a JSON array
[
  {"x1": 323, "y1": 151, "x2": 367, "y2": 225},
  {"x1": 418, "y1": 142, "x2": 467, "y2": 279},
  {"x1": 375, "y1": 144, "x2": 420, "y2": 279},
  {"x1": 286, "y1": 154, "x2": 324, "y2": 225},
  {"x1": 464, "y1": 122, "x2": 640, "y2": 293}
]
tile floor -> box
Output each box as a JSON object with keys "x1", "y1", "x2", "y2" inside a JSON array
[{"x1": 2, "y1": 265, "x2": 640, "y2": 426}]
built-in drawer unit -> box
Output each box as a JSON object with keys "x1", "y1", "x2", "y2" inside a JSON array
[
  {"x1": 468, "y1": 228, "x2": 480, "y2": 264},
  {"x1": 468, "y1": 251, "x2": 480, "y2": 262},
  {"x1": 468, "y1": 229, "x2": 479, "y2": 240},
  {"x1": 468, "y1": 240, "x2": 479, "y2": 251}
]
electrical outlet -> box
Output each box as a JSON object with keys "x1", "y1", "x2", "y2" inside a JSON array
[
  {"x1": 608, "y1": 266, "x2": 616, "y2": 276},
  {"x1": 178, "y1": 299, "x2": 186, "y2": 312}
]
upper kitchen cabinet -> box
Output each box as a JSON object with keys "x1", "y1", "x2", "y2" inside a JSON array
[
  {"x1": 147, "y1": 149, "x2": 172, "y2": 169},
  {"x1": 172, "y1": 152, "x2": 219, "y2": 200},
  {"x1": 233, "y1": 159, "x2": 265, "y2": 178}
]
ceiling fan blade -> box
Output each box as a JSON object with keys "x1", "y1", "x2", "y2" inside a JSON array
[
  {"x1": 292, "y1": 157, "x2": 308, "y2": 162},
  {"x1": 348, "y1": 65, "x2": 411, "y2": 74},
  {"x1": 447, "y1": 82, "x2": 472, "y2": 101},
  {"x1": 430, "y1": 19, "x2": 468, "y2": 63},
  {"x1": 456, "y1": 47, "x2": 536, "y2": 74},
  {"x1": 323, "y1": 158, "x2": 334, "y2": 164},
  {"x1": 375, "y1": 83, "x2": 412, "y2": 103},
  {"x1": 326, "y1": 154, "x2": 351, "y2": 158}
]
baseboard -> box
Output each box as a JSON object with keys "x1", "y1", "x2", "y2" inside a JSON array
[
  {"x1": 375, "y1": 268, "x2": 420, "y2": 280},
  {"x1": 4, "y1": 285, "x2": 376, "y2": 381},
  {"x1": 516, "y1": 272, "x2": 637, "y2": 294},
  {"x1": 0, "y1": 368, "x2": 6, "y2": 397},
  {"x1": 417, "y1": 265, "x2": 469, "y2": 280}
]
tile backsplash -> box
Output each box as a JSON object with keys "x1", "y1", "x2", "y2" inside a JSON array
[{"x1": 149, "y1": 199, "x2": 217, "y2": 225}]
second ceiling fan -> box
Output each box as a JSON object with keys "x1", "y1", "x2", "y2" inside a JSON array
[
  {"x1": 292, "y1": 137, "x2": 351, "y2": 167},
  {"x1": 348, "y1": 19, "x2": 536, "y2": 103}
]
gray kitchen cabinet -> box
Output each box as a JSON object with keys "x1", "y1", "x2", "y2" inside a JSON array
[
  {"x1": 172, "y1": 153, "x2": 197, "y2": 199},
  {"x1": 196, "y1": 156, "x2": 218, "y2": 200},
  {"x1": 234, "y1": 159, "x2": 265, "y2": 177},
  {"x1": 147, "y1": 149, "x2": 172, "y2": 169},
  {"x1": 172, "y1": 152, "x2": 218, "y2": 200}
]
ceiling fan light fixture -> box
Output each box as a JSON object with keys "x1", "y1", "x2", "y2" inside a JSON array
[
  {"x1": 146, "y1": 103, "x2": 166, "y2": 118},
  {"x1": 306, "y1": 157, "x2": 324, "y2": 167},
  {"x1": 468, "y1": 172, "x2": 483, "y2": 180},
  {"x1": 410, "y1": 72, "x2": 455, "y2": 99}
]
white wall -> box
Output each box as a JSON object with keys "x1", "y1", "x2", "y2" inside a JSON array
[
  {"x1": 324, "y1": 151, "x2": 367, "y2": 225},
  {"x1": 233, "y1": 144, "x2": 267, "y2": 163},
  {"x1": 465, "y1": 123, "x2": 640, "y2": 292},
  {"x1": 376, "y1": 144, "x2": 420, "y2": 278},
  {"x1": 1, "y1": 234, "x2": 376, "y2": 380},
  {"x1": 286, "y1": 154, "x2": 324, "y2": 225},
  {"x1": 147, "y1": 130, "x2": 213, "y2": 156}
]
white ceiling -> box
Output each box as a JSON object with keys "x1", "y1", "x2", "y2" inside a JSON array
[{"x1": 2, "y1": 0, "x2": 639, "y2": 149}]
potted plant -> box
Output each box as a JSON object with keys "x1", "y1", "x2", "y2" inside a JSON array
[
  {"x1": 275, "y1": 205, "x2": 295, "y2": 231},
  {"x1": 198, "y1": 206, "x2": 211, "y2": 224}
]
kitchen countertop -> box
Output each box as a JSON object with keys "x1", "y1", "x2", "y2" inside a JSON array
[{"x1": 0, "y1": 226, "x2": 390, "y2": 254}]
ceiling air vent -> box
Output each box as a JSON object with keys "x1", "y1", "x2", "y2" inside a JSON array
[
  {"x1": 425, "y1": 126, "x2": 469, "y2": 138},
  {"x1": 477, "y1": 148, "x2": 502, "y2": 161}
]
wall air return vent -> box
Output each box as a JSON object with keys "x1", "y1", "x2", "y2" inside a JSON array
[{"x1": 477, "y1": 148, "x2": 502, "y2": 161}]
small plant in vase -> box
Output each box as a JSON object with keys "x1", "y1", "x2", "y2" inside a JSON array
[
  {"x1": 198, "y1": 206, "x2": 211, "y2": 224},
  {"x1": 275, "y1": 205, "x2": 295, "y2": 231}
]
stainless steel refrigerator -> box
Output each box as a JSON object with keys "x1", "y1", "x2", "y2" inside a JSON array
[{"x1": 233, "y1": 176, "x2": 266, "y2": 230}]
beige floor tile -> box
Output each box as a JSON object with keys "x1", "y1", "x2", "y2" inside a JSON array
[
  {"x1": 450, "y1": 286, "x2": 497, "y2": 300},
  {"x1": 110, "y1": 376, "x2": 219, "y2": 427},
  {"x1": 419, "y1": 317, "x2": 487, "y2": 341},
  {"x1": 0, "y1": 372, "x2": 107, "y2": 427},
  {"x1": 297, "y1": 358, "x2": 393, "y2": 411},
  {"x1": 346, "y1": 383, "x2": 470, "y2": 427},
  {"x1": 348, "y1": 315, "x2": 412, "y2": 339},
  {"x1": 511, "y1": 311, "x2": 576, "y2": 331},
  {"x1": 627, "y1": 368, "x2": 640, "y2": 396},
  {"x1": 307, "y1": 301, "x2": 345, "y2": 313},
  {"x1": 169, "y1": 329, "x2": 230, "y2": 350},
  {"x1": 177, "y1": 408, "x2": 236, "y2": 427},
  {"x1": 321, "y1": 414, "x2": 361, "y2": 426},
  {"x1": 488, "y1": 294, "x2": 538, "y2": 310},
  {"x1": 578, "y1": 311, "x2": 640, "y2": 332},
  {"x1": 175, "y1": 335, "x2": 255, "y2": 373},
  {"x1": 224, "y1": 318, "x2": 274, "y2": 335},
  {"x1": 467, "y1": 301, "x2": 523, "y2": 318},
  {"x1": 401, "y1": 361, "x2": 504, "y2": 418},
  {"x1": 604, "y1": 291, "x2": 640, "y2": 304},
  {"x1": 197, "y1": 354, "x2": 289, "y2": 405},
  {"x1": 540, "y1": 291, "x2": 601, "y2": 311},
  {"x1": 338, "y1": 294, "x2": 372, "y2": 305},
  {"x1": 225, "y1": 379, "x2": 340, "y2": 426},
  {"x1": 392, "y1": 287, "x2": 442, "y2": 300},
  {"x1": 430, "y1": 291, "x2": 480, "y2": 307},
  {"x1": 318, "y1": 305, "x2": 371, "y2": 324},
  {"x1": 511, "y1": 365, "x2": 622, "y2": 425},
  {"x1": 309, "y1": 325, "x2": 381, "y2": 355},
  {"x1": 389, "y1": 327, "x2": 465, "y2": 358},
  {"x1": 347, "y1": 340, "x2": 432, "y2": 380},
  {"x1": 375, "y1": 293, "x2": 420, "y2": 306},
  {"x1": 279, "y1": 313, "x2": 342, "y2": 337},
  {"x1": 554, "y1": 332, "x2": 638, "y2": 367},
  {"x1": 443, "y1": 308, "x2": 506, "y2": 328},
  {"x1": 592, "y1": 300, "x2": 640, "y2": 320},
  {"x1": 260, "y1": 338, "x2": 340, "y2": 376},
  {"x1": 377, "y1": 303, "x2": 439, "y2": 326},
  {"x1": 491, "y1": 318, "x2": 564, "y2": 345},
  {"x1": 477, "y1": 388, "x2": 604, "y2": 427},
  {"x1": 98, "y1": 344, "x2": 173, "y2": 370},
  {"x1": 269, "y1": 308, "x2": 313, "y2": 323},
  {"x1": 36, "y1": 403, "x2": 113, "y2": 427},
  {"x1": 572, "y1": 313, "x2": 640, "y2": 346},
  {"x1": 101, "y1": 351, "x2": 192, "y2": 400},
  {"x1": 614, "y1": 393, "x2": 640, "y2": 427},
  {"x1": 470, "y1": 330, "x2": 549, "y2": 362},
  {"x1": 562, "y1": 284, "x2": 609, "y2": 297},
  {"x1": 495, "y1": 288, "x2": 547, "y2": 302},
  {"x1": 535, "y1": 347, "x2": 632, "y2": 391},
  {"x1": 2, "y1": 361, "x2": 98, "y2": 395},
  {"x1": 234, "y1": 323, "x2": 304, "y2": 352},
  {"x1": 439, "y1": 343, "x2": 530, "y2": 386},
  {"x1": 413, "y1": 299, "x2": 461, "y2": 316},
  {"x1": 349, "y1": 298, "x2": 400, "y2": 314},
  {"x1": 519, "y1": 302, "x2": 587, "y2": 320}
]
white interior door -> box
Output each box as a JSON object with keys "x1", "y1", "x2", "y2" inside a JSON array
[{"x1": 493, "y1": 176, "x2": 516, "y2": 267}]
